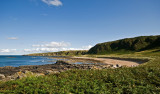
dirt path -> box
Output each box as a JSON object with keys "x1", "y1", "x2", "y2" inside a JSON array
[{"x1": 72, "y1": 57, "x2": 139, "y2": 67}]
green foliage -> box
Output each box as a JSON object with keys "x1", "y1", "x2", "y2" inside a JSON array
[{"x1": 88, "y1": 35, "x2": 160, "y2": 54}]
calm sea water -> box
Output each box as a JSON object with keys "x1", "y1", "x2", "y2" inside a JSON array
[{"x1": 0, "y1": 55, "x2": 58, "y2": 67}]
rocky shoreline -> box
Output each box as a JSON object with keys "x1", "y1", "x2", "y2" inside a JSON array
[
  {"x1": 0, "y1": 60, "x2": 120, "y2": 81},
  {"x1": 0, "y1": 55, "x2": 146, "y2": 81}
]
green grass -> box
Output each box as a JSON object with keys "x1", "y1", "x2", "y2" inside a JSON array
[{"x1": 0, "y1": 50, "x2": 160, "y2": 94}]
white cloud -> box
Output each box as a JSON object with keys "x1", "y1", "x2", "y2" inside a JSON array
[
  {"x1": 32, "y1": 41, "x2": 70, "y2": 48},
  {"x1": 24, "y1": 48, "x2": 58, "y2": 52},
  {"x1": 82, "y1": 45, "x2": 93, "y2": 50},
  {"x1": 24, "y1": 49, "x2": 33, "y2": 52},
  {"x1": 42, "y1": 0, "x2": 63, "y2": 6},
  {"x1": 0, "y1": 49, "x2": 17, "y2": 53},
  {"x1": 0, "y1": 40, "x2": 93, "y2": 55},
  {"x1": 24, "y1": 45, "x2": 93, "y2": 53},
  {"x1": 7, "y1": 37, "x2": 18, "y2": 40},
  {"x1": 23, "y1": 41, "x2": 93, "y2": 54}
]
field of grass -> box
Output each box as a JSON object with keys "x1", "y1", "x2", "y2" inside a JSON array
[{"x1": 0, "y1": 49, "x2": 160, "y2": 94}]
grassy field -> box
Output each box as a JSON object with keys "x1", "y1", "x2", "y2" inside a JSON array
[{"x1": 0, "y1": 49, "x2": 160, "y2": 94}]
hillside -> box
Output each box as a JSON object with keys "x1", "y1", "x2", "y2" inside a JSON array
[
  {"x1": 27, "y1": 50, "x2": 87, "y2": 56},
  {"x1": 27, "y1": 35, "x2": 160, "y2": 56},
  {"x1": 88, "y1": 35, "x2": 160, "y2": 54}
]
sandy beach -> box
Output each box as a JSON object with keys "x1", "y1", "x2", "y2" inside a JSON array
[{"x1": 71, "y1": 57, "x2": 141, "y2": 67}]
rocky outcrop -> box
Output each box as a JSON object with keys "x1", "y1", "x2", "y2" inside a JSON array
[
  {"x1": 0, "y1": 74, "x2": 5, "y2": 79},
  {"x1": 0, "y1": 60, "x2": 123, "y2": 81},
  {"x1": 55, "y1": 60, "x2": 71, "y2": 65}
]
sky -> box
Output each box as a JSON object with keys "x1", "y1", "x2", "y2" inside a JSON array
[{"x1": 0, "y1": 0, "x2": 160, "y2": 55}]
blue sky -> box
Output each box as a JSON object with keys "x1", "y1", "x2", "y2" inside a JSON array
[{"x1": 0, "y1": 0, "x2": 160, "y2": 55}]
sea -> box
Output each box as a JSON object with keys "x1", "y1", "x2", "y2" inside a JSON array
[{"x1": 0, "y1": 55, "x2": 59, "y2": 67}]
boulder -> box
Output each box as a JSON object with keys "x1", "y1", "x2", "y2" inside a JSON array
[
  {"x1": 3, "y1": 66, "x2": 15, "y2": 69},
  {"x1": 35, "y1": 73, "x2": 45, "y2": 77},
  {"x1": 55, "y1": 60, "x2": 71, "y2": 65},
  {"x1": 6, "y1": 76, "x2": 12, "y2": 81},
  {"x1": 116, "y1": 64, "x2": 121, "y2": 67},
  {"x1": 45, "y1": 70, "x2": 60, "y2": 75},
  {"x1": 45, "y1": 70, "x2": 54, "y2": 75},
  {"x1": 0, "y1": 74, "x2": 5, "y2": 80}
]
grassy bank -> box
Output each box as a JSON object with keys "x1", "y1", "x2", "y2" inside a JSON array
[{"x1": 0, "y1": 49, "x2": 160, "y2": 93}]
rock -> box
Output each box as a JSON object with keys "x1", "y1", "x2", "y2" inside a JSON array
[
  {"x1": 116, "y1": 64, "x2": 121, "y2": 68},
  {"x1": 0, "y1": 74, "x2": 5, "y2": 80},
  {"x1": 0, "y1": 59, "x2": 119, "y2": 81},
  {"x1": 53, "y1": 71, "x2": 60, "y2": 74},
  {"x1": 46, "y1": 70, "x2": 60, "y2": 75},
  {"x1": 9, "y1": 71, "x2": 44, "y2": 80},
  {"x1": 131, "y1": 65, "x2": 137, "y2": 67},
  {"x1": 36, "y1": 73, "x2": 45, "y2": 77},
  {"x1": 6, "y1": 76, "x2": 12, "y2": 81},
  {"x1": 11, "y1": 72, "x2": 20, "y2": 80},
  {"x1": 45, "y1": 70, "x2": 54, "y2": 75},
  {"x1": 110, "y1": 64, "x2": 122, "y2": 68},
  {"x1": 11, "y1": 71, "x2": 27, "y2": 80},
  {"x1": 24, "y1": 70, "x2": 34, "y2": 75},
  {"x1": 92, "y1": 66, "x2": 99, "y2": 69},
  {"x1": 3, "y1": 66, "x2": 15, "y2": 69},
  {"x1": 112, "y1": 65, "x2": 117, "y2": 68},
  {"x1": 55, "y1": 60, "x2": 71, "y2": 65}
]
